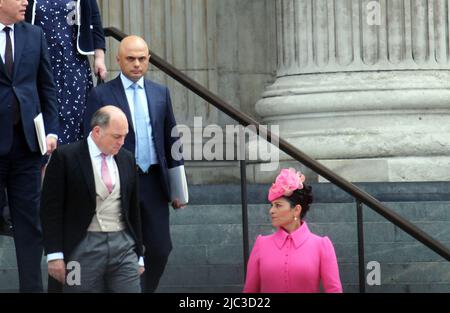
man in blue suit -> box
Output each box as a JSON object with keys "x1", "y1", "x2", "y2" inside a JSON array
[
  {"x1": 84, "y1": 35, "x2": 187, "y2": 293},
  {"x1": 0, "y1": 0, "x2": 58, "y2": 292}
]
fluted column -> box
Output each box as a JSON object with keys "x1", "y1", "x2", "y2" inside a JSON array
[
  {"x1": 256, "y1": 0, "x2": 450, "y2": 182},
  {"x1": 275, "y1": 0, "x2": 450, "y2": 73}
]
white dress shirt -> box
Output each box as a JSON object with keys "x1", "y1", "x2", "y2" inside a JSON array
[
  {"x1": 120, "y1": 73, "x2": 158, "y2": 165},
  {"x1": 0, "y1": 22, "x2": 15, "y2": 63},
  {"x1": 47, "y1": 134, "x2": 144, "y2": 266}
]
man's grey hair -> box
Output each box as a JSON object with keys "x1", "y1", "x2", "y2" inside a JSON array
[{"x1": 90, "y1": 108, "x2": 111, "y2": 129}]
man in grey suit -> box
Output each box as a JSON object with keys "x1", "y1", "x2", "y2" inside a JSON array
[{"x1": 41, "y1": 106, "x2": 145, "y2": 293}]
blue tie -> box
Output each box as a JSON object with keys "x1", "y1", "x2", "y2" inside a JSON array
[{"x1": 132, "y1": 83, "x2": 151, "y2": 172}]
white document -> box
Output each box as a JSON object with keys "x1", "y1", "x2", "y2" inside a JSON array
[
  {"x1": 34, "y1": 113, "x2": 47, "y2": 155},
  {"x1": 168, "y1": 165, "x2": 189, "y2": 205}
]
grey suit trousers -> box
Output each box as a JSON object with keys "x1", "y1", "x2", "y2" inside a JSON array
[{"x1": 63, "y1": 231, "x2": 141, "y2": 293}]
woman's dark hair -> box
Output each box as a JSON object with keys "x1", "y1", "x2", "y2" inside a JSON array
[{"x1": 284, "y1": 185, "x2": 313, "y2": 219}]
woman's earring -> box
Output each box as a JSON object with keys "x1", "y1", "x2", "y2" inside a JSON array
[{"x1": 294, "y1": 217, "x2": 298, "y2": 221}]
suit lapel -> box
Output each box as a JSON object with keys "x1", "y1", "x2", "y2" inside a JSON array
[
  {"x1": 111, "y1": 76, "x2": 135, "y2": 131},
  {"x1": 114, "y1": 151, "x2": 127, "y2": 210},
  {"x1": 77, "y1": 140, "x2": 96, "y2": 203},
  {"x1": 13, "y1": 22, "x2": 26, "y2": 80},
  {"x1": 144, "y1": 80, "x2": 158, "y2": 134}
]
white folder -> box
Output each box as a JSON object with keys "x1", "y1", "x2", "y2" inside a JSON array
[
  {"x1": 34, "y1": 113, "x2": 47, "y2": 155},
  {"x1": 168, "y1": 165, "x2": 189, "y2": 205}
]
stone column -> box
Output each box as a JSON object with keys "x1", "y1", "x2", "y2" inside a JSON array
[{"x1": 256, "y1": 0, "x2": 450, "y2": 182}]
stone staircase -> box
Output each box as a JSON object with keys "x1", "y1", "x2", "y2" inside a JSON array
[
  {"x1": 157, "y1": 182, "x2": 450, "y2": 293},
  {"x1": 1, "y1": 182, "x2": 450, "y2": 292}
]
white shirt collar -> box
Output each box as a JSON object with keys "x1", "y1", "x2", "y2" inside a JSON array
[
  {"x1": 0, "y1": 23, "x2": 15, "y2": 31},
  {"x1": 120, "y1": 73, "x2": 144, "y2": 90},
  {"x1": 87, "y1": 133, "x2": 111, "y2": 159}
]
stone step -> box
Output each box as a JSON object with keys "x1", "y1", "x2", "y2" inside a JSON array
[
  {"x1": 164, "y1": 241, "x2": 450, "y2": 267},
  {"x1": 168, "y1": 201, "x2": 450, "y2": 269},
  {"x1": 188, "y1": 182, "x2": 450, "y2": 205},
  {"x1": 171, "y1": 201, "x2": 450, "y2": 224},
  {"x1": 339, "y1": 262, "x2": 450, "y2": 284},
  {"x1": 0, "y1": 268, "x2": 19, "y2": 292},
  {"x1": 157, "y1": 285, "x2": 243, "y2": 293},
  {"x1": 157, "y1": 262, "x2": 450, "y2": 293},
  {"x1": 167, "y1": 224, "x2": 450, "y2": 263},
  {"x1": 157, "y1": 195, "x2": 450, "y2": 293},
  {"x1": 168, "y1": 221, "x2": 450, "y2": 246},
  {"x1": 3, "y1": 182, "x2": 450, "y2": 293},
  {"x1": 344, "y1": 283, "x2": 450, "y2": 293}
]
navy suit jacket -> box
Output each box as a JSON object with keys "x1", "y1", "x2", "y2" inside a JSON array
[
  {"x1": 83, "y1": 75, "x2": 184, "y2": 201},
  {"x1": 26, "y1": 0, "x2": 106, "y2": 55},
  {"x1": 0, "y1": 22, "x2": 58, "y2": 155}
]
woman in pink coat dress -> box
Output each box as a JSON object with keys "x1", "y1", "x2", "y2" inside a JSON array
[{"x1": 244, "y1": 168, "x2": 343, "y2": 293}]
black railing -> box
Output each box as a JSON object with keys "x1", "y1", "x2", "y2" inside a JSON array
[
  {"x1": 103, "y1": 27, "x2": 450, "y2": 291},
  {"x1": 356, "y1": 200, "x2": 365, "y2": 293}
]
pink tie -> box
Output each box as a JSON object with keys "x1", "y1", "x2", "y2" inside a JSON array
[{"x1": 100, "y1": 153, "x2": 113, "y2": 193}]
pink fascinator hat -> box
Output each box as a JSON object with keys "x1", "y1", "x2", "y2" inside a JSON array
[{"x1": 268, "y1": 168, "x2": 306, "y2": 202}]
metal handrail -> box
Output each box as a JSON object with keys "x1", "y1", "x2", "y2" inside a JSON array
[
  {"x1": 356, "y1": 201, "x2": 365, "y2": 293},
  {"x1": 103, "y1": 27, "x2": 450, "y2": 282}
]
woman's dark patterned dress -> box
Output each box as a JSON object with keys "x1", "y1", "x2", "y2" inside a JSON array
[{"x1": 35, "y1": 0, "x2": 93, "y2": 144}]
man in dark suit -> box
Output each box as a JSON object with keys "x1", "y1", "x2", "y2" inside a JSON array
[
  {"x1": 0, "y1": 0, "x2": 58, "y2": 292},
  {"x1": 41, "y1": 106, "x2": 145, "y2": 292},
  {"x1": 84, "y1": 36, "x2": 187, "y2": 293}
]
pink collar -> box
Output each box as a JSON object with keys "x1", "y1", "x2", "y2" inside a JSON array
[{"x1": 273, "y1": 221, "x2": 311, "y2": 249}]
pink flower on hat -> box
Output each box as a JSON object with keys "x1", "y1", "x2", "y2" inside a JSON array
[{"x1": 268, "y1": 168, "x2": 306, "y2": 202}]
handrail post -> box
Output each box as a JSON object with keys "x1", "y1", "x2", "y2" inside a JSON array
[
  {"x1": 356, "y1": 200, "x2": 366, "y2": 293},
  {"x1": 240, "y1": 159, "x2": 249, "y2": 276},
  {"x1": 239, "y1": 126, "x2": 250, "y2": 276}
]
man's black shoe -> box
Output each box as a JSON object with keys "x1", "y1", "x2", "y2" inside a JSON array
[{"x1": 0, "y1": 216, "x2": 13, "y2": 237}]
